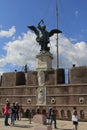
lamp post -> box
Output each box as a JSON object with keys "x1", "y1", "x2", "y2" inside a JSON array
[{"x1": 56, "y1": 0, "x2": 59, "y2": 69}]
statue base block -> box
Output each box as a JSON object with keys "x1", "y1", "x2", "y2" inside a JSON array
[
  {"x1": 33, "y1": 114, "x2": 47, "y2": 125},
  {"x1": 36, "y1": 52, "x2": 53, "y2": 71}
]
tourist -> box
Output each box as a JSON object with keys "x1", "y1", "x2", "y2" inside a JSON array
[
  {"x1": 15, "y1": 102, "x2": 19, "y2": 120},
  {"x1": 50, "y1": 106, "x2": 57, "y2": 129},
  {"x1": 72, "y1": 107, "x2": 78, "y2": 130},
  {"x1": 3, "y1": 101, "x2": 10, "y2": 126},
  {"x1": 10, "y1": 102, "x2": 17, "y2": 126},
  {"x1": 19, "y1": 104, "x2": 24, "y2": 120},
  {"x1": 48, "y1": 107, "x2": 52, "y2": 124}
]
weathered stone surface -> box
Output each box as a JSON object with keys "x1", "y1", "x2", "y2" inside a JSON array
[
  {"x1": 36, "y1": 53, "x2": 53, "y2": 70},
  {"x1": 26, "y1": 69, "x2": 65, "y2": 86},
  {"x1": 33, "y1": 114, "x2": 47, "y2": 124},
  {"x1": 69, "y1": 66, "x2": 87, "y2": 84},
  {"x1": 1, "y1": 72, "x2": 25, "y2": 87},
  {"x1": 37, "y1": 71, "x2": 45, "y2": 86},
  {"x1": 45, "y1": 70, "x2": 55, "y2": 85},
  {"x1": 0, "y1": 67, "x2": 87, "y2": 121},
  {"x1": 1, "y1": 72, "x2": 16, "y2": 86},
  {"x1": 45, "y1": 69, "x2": 65, "y2": 85},
  {"x1": 37, "y1": 87, "x2": 46, "y2": 105},
  {"x1": 26, "y1": 71, "x2": 38, "y2": 86}
]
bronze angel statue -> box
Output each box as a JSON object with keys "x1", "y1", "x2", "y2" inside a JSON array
[{"x1": 28, "y1": 20, "x2": 62, "y2": 52}]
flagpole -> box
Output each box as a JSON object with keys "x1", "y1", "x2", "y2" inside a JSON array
[{"x1": 56, "y1": 0, "x2": 59, "y2": 69}]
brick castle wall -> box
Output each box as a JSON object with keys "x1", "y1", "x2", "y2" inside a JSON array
[
  {"x1": 69, "y1": 66, "x2": 87, "y2": 84},
  {"x1": 0, "y1": 67, "x2": 87, "y2": 121}
]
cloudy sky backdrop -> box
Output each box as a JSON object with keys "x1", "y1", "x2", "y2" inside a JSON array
[{"x1": 0, "y1": 0, "x2": 87, "y2": 75}]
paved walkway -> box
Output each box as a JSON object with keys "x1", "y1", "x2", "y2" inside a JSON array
[{"x1": 0, "y1": 118, "x2": 87, "y2": 130}]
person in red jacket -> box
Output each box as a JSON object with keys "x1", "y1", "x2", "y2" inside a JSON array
[{"x1": 3, "y1": 101, "x2": 10, "y2": 126}]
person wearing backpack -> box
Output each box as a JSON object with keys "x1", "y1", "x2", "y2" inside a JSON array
[
  {"x1": 48, "y1": 107, "x2": 52, "y2": 124},
  {"x1": 10, "y1": 102, "x2": 17, "y2": 126},
  {"x1": 50, "y1": 106, "x2": 57, "y2": 129}
]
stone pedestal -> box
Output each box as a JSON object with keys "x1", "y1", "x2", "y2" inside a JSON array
[
  {"x1": 33, "y1": 114, "x2": 52, "y2": 130},
  {"x1": 36, "y1": 53, "x2": 53, "y2": 71},
  {"x1": 33, "y1": 114, "x2": 47, "y2": 124}
]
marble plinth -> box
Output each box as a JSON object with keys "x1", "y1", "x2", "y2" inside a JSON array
[{"x1": 36, "y1": 52, "x2": 53, "y2": 71}]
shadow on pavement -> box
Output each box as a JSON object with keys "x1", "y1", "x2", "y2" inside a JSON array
[
  {"x1": 13, "y1": 124, "x2": 33, "y2": 128},
  {"x1": 58, "y1": 129, "x2": 73, "y2": 130}
]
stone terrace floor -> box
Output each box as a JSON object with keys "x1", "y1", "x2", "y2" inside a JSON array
[{"x1": 0, "y1": 118, "x2": 87, "y2": 130}]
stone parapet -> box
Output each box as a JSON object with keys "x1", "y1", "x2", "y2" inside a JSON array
[
  {"x1": 26, "y1": 71, "x2": 38, "y2": 86},
  {"x1": 69, "y1": 66, "x2": 87, "y2": 84},
  {"x1": 26, "y1": 69, "x2": 65, "y2": 86},
  {"x1": 1, "y1": 72, "x2": 25, "y2": 87}
]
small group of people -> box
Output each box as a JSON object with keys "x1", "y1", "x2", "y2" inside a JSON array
[
  {"x1": 3, "y1": 101, "x2": 23, "y2": 126},
  {"x1": 3, "y1": 101, "x2": 78, "y2": 129}
]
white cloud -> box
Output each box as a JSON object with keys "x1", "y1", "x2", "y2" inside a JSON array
[
  {"x1": 50, "y1": 34, "x2": 87, "y2": 68},
  {"x1": 0, "y1": 26, "x2": 16, "y2": 38},
  {"x1": 0, "y1": 31, "x2": 39, "y2": 69},
  {"x1": 0, "y1": 31, "x2": 87, "y2": 71}
]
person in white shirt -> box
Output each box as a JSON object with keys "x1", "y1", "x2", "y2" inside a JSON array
[{"x1": 72, "y1": 107, "x2": 78, "y2": 130}]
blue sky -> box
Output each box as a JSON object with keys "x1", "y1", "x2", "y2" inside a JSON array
[{"x1": 0, "y1": 0, "x2": 87, "y2": 75}]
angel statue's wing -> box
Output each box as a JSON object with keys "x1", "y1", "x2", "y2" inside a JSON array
[
  {"x1": 48, "y1": 29, "x2": 62, "y2": 37},
  {"x1": 27, "y1": 26, "x2": 39, "y2": 36}
]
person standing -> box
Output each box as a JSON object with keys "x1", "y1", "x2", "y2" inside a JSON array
[
  {"x1": 19, "y1": 104, "x2": 24, "y2": 120},
  {"x1": 15, "y1": 102, "x2": 19, "y2": 120},
  {"x1": 50, "y1": 106, "x2": 57, "y2": 129},
  {"x1": 3, "y1": 101, "x2": 10, "y2": 126},
  {"x1": 11, "y1": 102, "x2": 16, "y2": 126},
  {"x1": 72, "y1": 107, "x2": 78, "y2": 130},
  {"x1": 48, "y1": 107, "x2": 52, "y2": 124}
]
